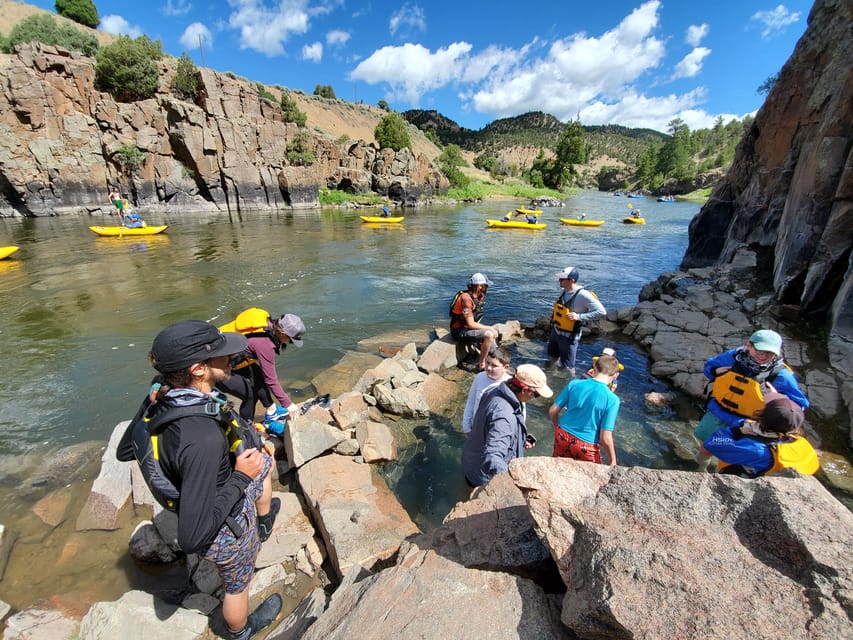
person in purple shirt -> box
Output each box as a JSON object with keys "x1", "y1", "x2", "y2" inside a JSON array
[{"x1": 218, "y1": 313, "x2": 306, "y2": 434}]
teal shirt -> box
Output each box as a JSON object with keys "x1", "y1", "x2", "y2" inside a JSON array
[{"x1": 554, "y1": 378, "x2": 620, "y2": 443}]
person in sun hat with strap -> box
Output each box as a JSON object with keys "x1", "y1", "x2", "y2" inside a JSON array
[
  {"x1": 449, "y1": 272, "x2": 499, "y2": 370},
  {"x1": 116, "y1": 320, "x2": 282, "y2": 640},
  {"x1": 694, "y1": 328, "x2": 809, "y2": 465},
  {"x1": 462, "y1": 364, "x2": 553, "y2": 488},
  {"x1": 547, "y1": 266, "x2": 606, "y2": 374}
]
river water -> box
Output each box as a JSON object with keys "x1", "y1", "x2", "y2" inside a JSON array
[{"x1": 0, "y1": 191, "x2": 826, "y2": 612}]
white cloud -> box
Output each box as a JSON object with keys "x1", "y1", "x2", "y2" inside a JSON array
[
  {"x1": 100, "y1": 15, "x2": 144, "y2": 38},
  {"x1": 580, "y1": 87, "x2": 708, "y2": 131},
  {"x1": 326, "y1": 29, "x2": 350, "y2": 47},
  {"x1": 751, "y1": 4, "x2": 801, "y2": 40},
  {"x1": 389, "y1": 3, "x2": 426, "y2": 37},
  {"x1": 350, "y1": 42, "x2": 471, "y2": 105},
  {"x1": 180, "y1": 23, "x2": 213, "y2": 51},
  {"x1": 672, "y1": 47, "x2": 710, "y2": 79},
  {"x1": 227, "y1": 0, "x2": 310, "y2": 56},
  {"x1": 685, "y1": 23, "x2": 708, "y2": 47},
  {"x1": 162, "y1": 0, "x2": 192, "y2": 17},
  {"x1": 302, "y1": 42, "x2": 323, "y2": 62}
]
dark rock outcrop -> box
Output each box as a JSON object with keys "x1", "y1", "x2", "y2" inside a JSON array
[
  {"x1": 0, "y1": 43, "x2": 448, "y2": 217},
  {"x1": 681, "y1": 0, "x2": 852, "y2": 372}
]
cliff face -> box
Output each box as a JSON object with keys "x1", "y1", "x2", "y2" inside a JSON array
[
  {"x1": 0, "y1": 43, "x2": 448, "y2": 216},
  {"x1": 681, "y1": 0, "x2": 852, "y2": 368}
]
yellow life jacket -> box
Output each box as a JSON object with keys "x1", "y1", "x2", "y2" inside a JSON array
[
  {"x1": 219, "y1": 307, "x2": 271, "y2": 334},
  {"x1": 717, "y1": 436, "x2": 819, "y2": 477},
  {"x1": 710, "y1": 362, "x2": 791, "y2": 419},
  {"x1": 586, "y1": 356, "x2": 625, "y2": 392},
  {"x1": 552, "y1": 288, "x2": 598, "y2": 332},
  {"x1": 766, "y1": 436, "x2": 820, "y2": 475}
]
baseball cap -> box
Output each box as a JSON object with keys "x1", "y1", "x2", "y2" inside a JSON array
[
  {"x1": 556, "y1": 266, "x2": 580, "y2": 281},
  {"x1": 749, "y1": 329, "x2": 782, "y2": 355},
  {"x1": 512, "y1": 364, "x2": 554, "y2": 398},
  {"x1": 150, "y1": 320, "x2": 248, "y2": 373},
  {"x1": 760, "y1": 393, "x2": 804, "y2": 434},
  {"x1": 469, "y1": 273, "x2": 493, "y2": 286},
  {"x1": 277, "y1": 313, "x2": 306, "y2": 347}
]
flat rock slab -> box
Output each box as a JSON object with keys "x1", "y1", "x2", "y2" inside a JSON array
[{"x1": 297, "y1": 454, "x2": 419, "y2": 579}]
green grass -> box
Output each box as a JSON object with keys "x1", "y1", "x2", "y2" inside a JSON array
[
  {"x1": 321, "y1": 179, "x2": 575, "y2": 205},
  {"x1": 679, "y1": 187, "x2": 712, "y2": 203},
  {"x1": 319, "y1": 188, "x2": 384, "y2": 205}
]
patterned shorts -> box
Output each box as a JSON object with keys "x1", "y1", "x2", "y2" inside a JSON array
[
  {"x1": 203, "y1": 452, "x2": 272, "y2": 594},
  {"x1": 553, "y1": 428, "x2": 602, "y2": 463}
]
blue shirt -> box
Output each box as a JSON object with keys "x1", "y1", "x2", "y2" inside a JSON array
[{"x1": 553, "y1": 377, "x2": 619, "y2": 444}]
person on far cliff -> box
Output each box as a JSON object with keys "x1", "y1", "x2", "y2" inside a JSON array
[
  {"x1": 462, "y1": 364, "x2": 553, "y2": 487},
  {"x1": 703, "y1": 393, "x2": 819, "y2": 477},
  {"x1": 547, "y1": 267, "x2": 606, "y2": 374},
  {"x1": 694, "y1": 329, "x2": 808, "y2": 464}
]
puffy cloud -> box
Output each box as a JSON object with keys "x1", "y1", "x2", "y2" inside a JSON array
[
  {"x1": 302, "y1": 42, "x2": 323, "y2": 62},
  {"x1": 326, "y1": 29, "x2": 350, "y2": 46},
  {"x1": 686, "y1": 23, "x2": 709, "y2": 47},
  {"x1": 179, "y1": 23, "x2": 213, "y2": 51},
  {"x1": 580, "y1": 87, "x2": 708, "y2": 131},
  {"x1": 227, "y1": 0, "x2": 309, "y2": 56},
  {"x1": 100, "y1": 15, "x2": 144, "y2": 38},
  {"x1": 751, "y1": 4, "x2": 801, "y2": 40},
  {"x1": 162, "y1": 0, "x2": 192, "y2": 17},
  {"x1": 350, "y1": 42, "x2": 471, "y2": 105},
  {"x1": 389, "y1": 3, "x2": 426, "y2": 37},
  {"x1": 672, "y1": 47, "x2": 711, "y2": 79}
]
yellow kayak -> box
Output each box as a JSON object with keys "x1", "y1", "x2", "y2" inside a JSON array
[
  {"x1": 623, "y1": 217, "x2": 646, "y2": 225},
  {"x1": 360, "y1": 216, "x2": 404, "y2": 223},
  {"x1": 515, "y1": 207, "x2": 543, "y2": 216},
  {"x1": 89, "y1": 225, "x2": 168, "y2": 236},
  {"x1": 486, "y1": 218, "x2": 547, "y2": 230},
  {"x1": 0, "y1": 245, "x2": 19, "y2": 259},
  {"x1": 560, "y1": 218, "x2": 605, "y2": 227}
]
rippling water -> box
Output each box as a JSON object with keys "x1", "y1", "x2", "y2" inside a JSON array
[{"x1": 0, "y1": 192, "x2": 716, "y2": 607}]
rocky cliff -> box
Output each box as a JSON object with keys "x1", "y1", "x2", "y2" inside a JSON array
[
  {"x1": 681, "y1": 0, "x2": 852, "y2": 372},
  {"x1": 0, "y1": 42, "x2": 448, "y2": 217}
]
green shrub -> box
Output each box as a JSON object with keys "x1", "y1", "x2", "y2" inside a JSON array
[
  {"x1": 95, "y1": 35, "x2": 163, "y2": 101},
  {"x1": 4, "y1": 13, "x2": 98, "y2": 56},
  {"x1": 285, "y1": 131, "x2": 315, "y2": 166},
  {"x1": 336, "y1": 134, "x2": 350, "y2": 144},
  {"x1": 374, "y1": 112, "x2": 411, "y2": 151},
  {"x1": 114, "y1": 144, "x2": 144, "y2": 172},
  {"x1": 313, "y1": 84, "x2": 336, "y2": 99},
  {"x1": 170, "y1": 52, "x2": 199, "y2": 101},
  {"x1": 256, "y1": 82, "x2": 276, "y2": 102},
  {"x1": 280, "y1": 91, "x2": 307, "y2": 126},
  {"x1": 54, "y1": 0, "x2": 99, "y2": 28}
]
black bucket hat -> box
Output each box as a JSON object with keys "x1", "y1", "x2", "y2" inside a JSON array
[{"x1": 150, "y1": 320, "x2": 248, "y2": 373}]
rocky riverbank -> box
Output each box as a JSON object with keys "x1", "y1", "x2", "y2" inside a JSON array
[{"x1": 1, "y1": 289, "x2": 850, "y2": 638}]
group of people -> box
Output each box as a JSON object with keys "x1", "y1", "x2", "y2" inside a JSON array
[
  {"x1": 107, "y1": 186, "x2": 144, "y2": 228},
  {"x1": 455, "y1": 269, "x2": 818, "y2": 490},
  {"x1": 116, "y1": 271, "x2": 819, "y2": 638},
  {"x1": 117, "y1": 308, "x2": 307, "y2": 639}
]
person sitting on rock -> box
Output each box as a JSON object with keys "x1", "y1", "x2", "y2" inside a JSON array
[
  {"x1": 449, "y1": 273, "x2": 499, "y2": 370},
  {"x1": 703, "y1": 393, "x2": 819, "y2": 477}
]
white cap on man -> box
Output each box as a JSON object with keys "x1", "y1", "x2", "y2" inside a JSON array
[{"x1": 470, "y1": 273, "x2": 493, "y2": 286}]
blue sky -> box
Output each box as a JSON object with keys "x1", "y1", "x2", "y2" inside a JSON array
[{"x1": 29, "y1": 0, "x2": 811, "y2": 133}]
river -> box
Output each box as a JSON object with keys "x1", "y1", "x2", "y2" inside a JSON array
[{"x1": 0, "y1": 191, "x2": 774, "y2": 611}]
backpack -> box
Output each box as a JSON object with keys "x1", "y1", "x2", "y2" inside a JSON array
[{"x1": 129, "y1": 398, "x2": 263, "y2": 513}]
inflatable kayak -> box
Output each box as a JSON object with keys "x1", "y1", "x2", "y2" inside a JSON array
[
  {"x1": 623, "y1": 217, "x2": 646, "y2": 225},
  {"x1": 89, "y1": 225, "x2": 168, "y2": 236},
  {"x1": 359, "y1": 216, "x2": 404, "y2": 223},
  {"x1": 560, "y1": 218, "x2": 605, "y2": 227},
  {"x1": 0, "y1": 246, "x2": 19, "y2": 259},
  {"x1": 515, "y1": 206, "x2": 543, "y2": 216},
  {"x1": 486, "y1": 219, "x2": 547, "y2": 230}
]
